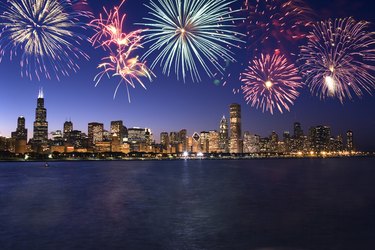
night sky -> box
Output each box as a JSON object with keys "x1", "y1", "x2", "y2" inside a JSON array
[{"x1": 1, "y1": 0, "x2": 375, "y2": 151}]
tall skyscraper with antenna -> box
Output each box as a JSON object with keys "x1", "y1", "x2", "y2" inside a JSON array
[{"x1": 32, "y1": 88, "x2": 48, "y2": 152}]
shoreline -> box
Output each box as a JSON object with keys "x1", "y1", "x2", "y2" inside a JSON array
[{"x1": 0, "y1": 154, "x2": 373, "y2": 163}]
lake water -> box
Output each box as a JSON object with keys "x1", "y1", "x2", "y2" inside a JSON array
[{"x1": 0, "y1": 158, "x2": 374, "y2": 250}]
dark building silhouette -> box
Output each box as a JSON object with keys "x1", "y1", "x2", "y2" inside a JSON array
[{"x1": 12, "y1": 116, "x2": 28, "y2": 154}]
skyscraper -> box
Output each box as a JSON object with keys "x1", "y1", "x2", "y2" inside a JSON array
[
  {"x1": 179, "y1": 129, "x2": 187, "y2": 152},
  {"x1": 346, "y1": 130, "x2": 354, "y2": 151},
  {"x1": 160, "y1": 132, "x2": 169, "y2": 150},
  {"x1": 63, "y1": 120, "x2": 73, "y2": 144},
  {"x1": 229, "y1": 103, "x2": 242, "y2": 153},
  {"x1": 293, "y1": 122, "x2": 304, "y2": 152},
  {"x1": 208, "y1": 130, "x2": 220, "y2": 153},
  {"x1": 110, "y1": 120, "x2": 123, "y2": 140},
  {"x1": 32, "y1": 88, "x2": 48, "y2": 152},
  {"x1": 63, "y1": 121, "x2": 73, "y2": 136},
  {"x1": 88, "y1": 122, "x2": 104, "y2": 147},
  {"x1": 270, "y1": 131, "x2": 279, "y2": 152},
  {"x1": 12, "y1": 116, "x2": 28, "y2": 141},
  {"x1": 219, "y1": 115, "x2": 229, "y2": 153},
  {"x1": 243, "y1": 132, "x2": 260, "y2": 153},
  {"x1": 200, "y1": 131, "x2": 209, "y2": 153},
  {"x1": 314, "y1": 125, "x2": 331, "y2": 152},
  {"x1": 293, "y1": 122, "x2": 304, "y2": 139},
  {"x1": 12, "y1": 116, "x2": 28, "y2": 154}
]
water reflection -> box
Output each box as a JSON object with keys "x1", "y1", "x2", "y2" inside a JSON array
[{"x1": 0, "y1": 158, "x2": 374, "y2": 249}]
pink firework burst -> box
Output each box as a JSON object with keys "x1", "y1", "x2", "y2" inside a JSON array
[
  {"x1": 240, "y1": 53, "x2": 303, "y2": 114},
  {"x1": 90, "y1": 0, "x2": 153, "y2": 101}
]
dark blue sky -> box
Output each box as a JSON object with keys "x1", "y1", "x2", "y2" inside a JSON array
[{"x1": 1, "y1": 0, "x2": 375, "y2": 150}]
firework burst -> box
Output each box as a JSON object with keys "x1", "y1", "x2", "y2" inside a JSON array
[
  {"x1": 241, "y1": 53, "x2": 302, "y2": 114},
  {"x1": 242, "y1": 0, "x2": 313, "y2": 53},
  {"x1": 299, "y1": 17, "x2": 375, "y2": 102},
  {"x1": 90, "y1": 0, "x2": 153, "y2": 101},
  {"x1": 140, "y1": 0, "x2": 244, "y2": 82},
  {"x1": 0, "y1": 0, "x2": 92, "y2": 80}
]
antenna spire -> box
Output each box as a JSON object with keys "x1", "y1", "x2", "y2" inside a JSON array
[{"x1": 38, "y1": 87, "x2": 44, "y2": 99}]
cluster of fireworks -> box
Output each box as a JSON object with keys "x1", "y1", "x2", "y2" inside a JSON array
[
  {"x1": 0, "y1": 0, "x2": 92, "y2": 81},
  {"x1": 0, "y1": 0, "x2": 375, "y2": 111},
  {"x1": 90, "y1": 0, "x2": 153, "y2": 101}
]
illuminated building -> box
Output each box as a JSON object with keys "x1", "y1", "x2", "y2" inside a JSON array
[
  {"x1": 111, "y1": 133, "x2": 121, "y2": 152},
  {"x1": 127, "y1": 128, "x2": 148, "y2": 144},
  {"x1": 67, "y1": 130, "x2": 86, "y2": 149},
  {"x1": 32, "y1": 88, "x2": 49, "y2": 153},
  {"x1": 229, "y1": 103, "x2": 242, "y2": 153},
  {"x1": 88, "y1": 122, "x2": 104, "y2": 147},
  {"x1": 270, "y1": 131, "x2": 279, "y2": 152},
  {"x1": 169, "y1": 132, "x2": 178, "y2": 145},
  {"x1": 63, "y1": 121, "x2": 73, "y2": 137},
  {"x1": 94, "y1": 141, "x2": 111, "y2": 152},
  {"x1": 145, "y1": 129, "x2": 153, "y2": 146},
  {"x1": 346, "y1": 130, "x2": 354, "y2": 151},
  {"x1": 160, "y1": 132, "x2": 169, "y2": 150},
  {"x1": 292, "y1": 122, "x2": 304, "y2": 152},
  {"x1": 200, "y1": 131, "x2": 209, "y2": 153},
  {"x1": 191, "y1": 132, "x2": 200, "y2": 153},
  {"x1": 219, "y1": 115, "x2": 229, "y2": 153},
  {"x1": 313, "y1": 125, "x2": 331, "y2": 152},
  {"x1": 51, "y1": 130, "x2": 64, "y2": 146},
  {"x1": 243, "y1": 132, "x2": 260, "y2": 153},
  {"x1": 259, "y1": 137, "x2": 271, "y2": 153},
  {"x1": 127, "y1": 127, "x2": 152, "y2": 151},
  {"x1": 283, "y1": 131, "x2": 291, "y2": 153},
  {"x1": 111, "y1": 120, "x2": 127, "y2": 143},
  {"x1": 179, "y1": 129, "x2": 187, "y2": 152},
  {"x1": 208, "y1": 130, "x2": 220, "y2": 153},
  {"x1": 103, "y1": 130, "x2": 111, "y2": 142},
  {"x1": 0, "y1": 136, "x2": 15, "y2": 153},
  {"x1": 336, "y1": 134, "x2": 344, "y2": 151}
]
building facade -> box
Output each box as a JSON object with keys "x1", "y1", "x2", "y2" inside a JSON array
[
  {"x1": 32, "y1": 88, "x2": 49, "y2": 153},
  {"x1": 219, "y1": 115, "x2": 229, "y2": 153},
  {"x1": 229, "y1": 103, "x2": 242, "y2": 153}
]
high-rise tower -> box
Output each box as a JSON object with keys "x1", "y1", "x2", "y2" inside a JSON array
[
  {"x1": 64, "y1": 121, "x2": 73, "y2": 135},
  {"x1": 219, "y1": 115, "x2": 229, "y2": 153},
  {"x1": 12, "y1": 116, "x2": 28, "y2": 154},
  {"x1": 88, "y1": 122, "x2": 104, "y2": 147},
  {"x1": 32, "y1": 88, "x2": 48, "y2": 151},
  {"x1": 13, "y1": 116, "x2": 28, "y2": 141},
  {"x1": 346, "y1": 130, "x2": 353, "y2": 151},
  {"x1": 229, "y1": 103, "x2": 242, "y2": 153}
]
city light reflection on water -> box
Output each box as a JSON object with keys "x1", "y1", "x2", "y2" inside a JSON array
[{"x1": 0, "y1": 158, "x2": 374, "y2": 249}]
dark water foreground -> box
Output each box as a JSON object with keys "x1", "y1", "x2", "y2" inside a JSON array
[{"x1": 0, "y1": 158, "x2": 374, "y2": 250}]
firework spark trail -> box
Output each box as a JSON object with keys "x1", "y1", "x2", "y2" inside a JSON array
[
  {"x1": 299, "y1": 17, "x2": 375, "y2": 102},
  {"x1": 0, "y1": 0, "x2": 92, "y2": 81},
  {"x1": 140, "y1": 0, "x2": 244, "y2": 82},
  {"x1": 90, "y1": 0, "x2": 153, "y2": 101},
  {"x1": 241, "y1": 53, "x2": 302, "y2": 114},
  {"x1": 242, "y1": 0, "x2": 313, "y2": 54}
]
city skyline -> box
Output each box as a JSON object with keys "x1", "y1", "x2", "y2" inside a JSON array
[
  {"x1": 0, "y1": 89, "x2": 357, "y2": 155},
  {"x1": 1, "y1": 0, "x2": 375, "y2": 151}
]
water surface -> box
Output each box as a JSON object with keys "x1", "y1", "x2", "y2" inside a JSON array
[{"x1": 0, "y1": 158, "x2": 374, "y2": 249}]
